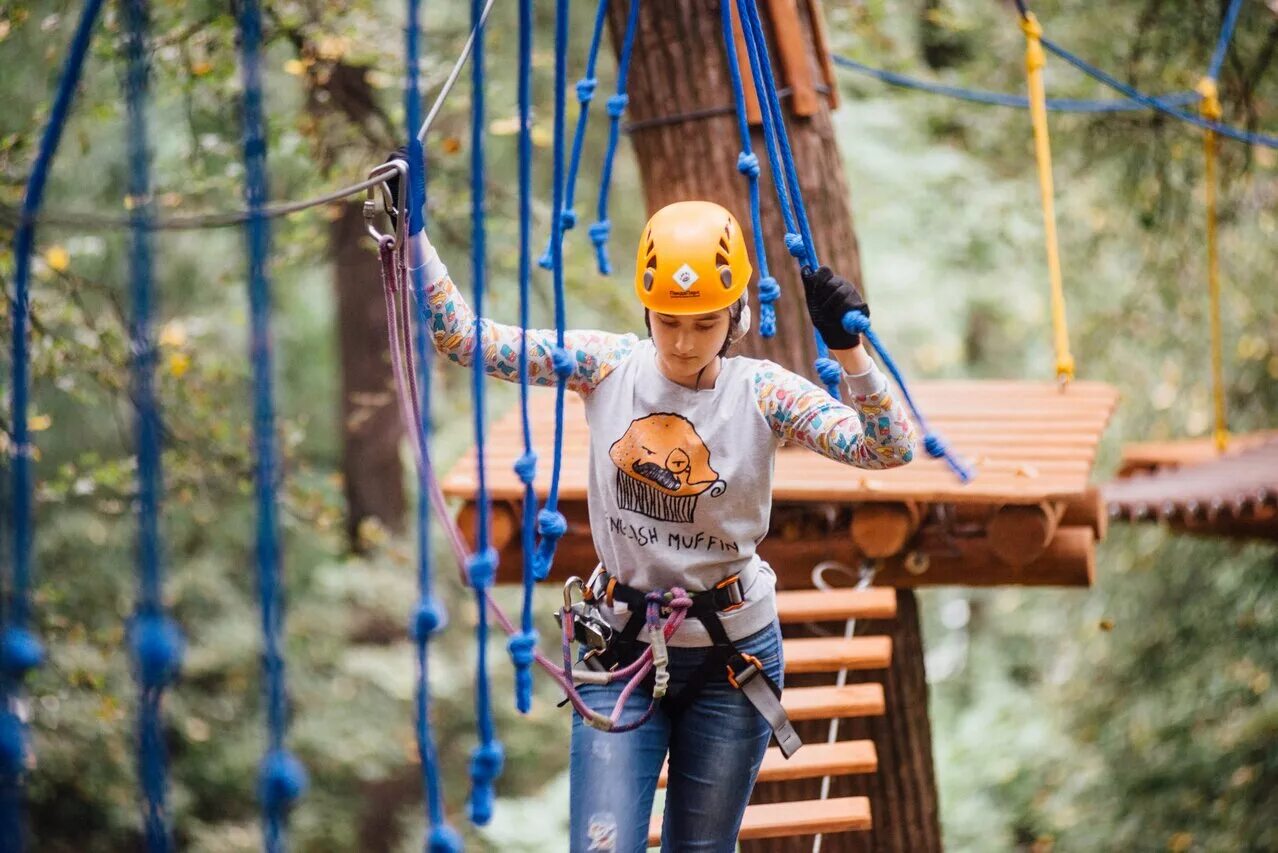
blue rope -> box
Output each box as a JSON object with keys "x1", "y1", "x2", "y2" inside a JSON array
[
  {"x1": 466, "y1": 0, "x2": 504, "y2": 827},
  {"x1": 1040, "y1": 35, "x2": 1278, "y2": 149},
  {"x1": 236, "y1": 3, "x2": 308, "y2": 849},
  {"x1": 121, "y1": 2, "x2": 184, "y2": 848},
  {"x1": 832, "y1": 54, "x2": 1202, "y2": 113},
  {"x1": 1008, "y1": 1, "x2": 1278, "y2": 149},
  {"x1": 732, "y1": 0, "x2": 840, "y2": 396},
  {"x1": 589, "y1": 0, "x2": 642, "y2": 276},
  {"x1": 531, "y1": 0, "x2": 573, "y2": 587},
  {"x1": 1207, "y1": 0, "x2": 1247, "y2": 82},
  {"x1": 736, "y1": 0, "x2": 971, "y2": 481},
  {"x1": 3, "y1": 1, "x2": 104, "y2": 844},
  {"x1": 403, "y1": 2, "x2": 459, "y2": 850},
  {"x1": 719, "y1": 0, "x2": 780, "y2": 338},
  {"x1": 538, "y1": 0, "x2": 610, "y2": 270},
  {"x1": 509, "y1": 0, "x2": 541, "y2": 717}
]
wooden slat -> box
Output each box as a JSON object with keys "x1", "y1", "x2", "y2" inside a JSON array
[
  {"x1": 648, "y1": 797, "x2": 872, "y2": 845},
  {"x1": 775, "y1": 588, "x2": 896, "y2": 623},
  {"x1": 781, "y1": 683, "x2": 885, "y2": 721},
  {"x1": 442, "y1": 381, "x2": 1119, "y2": 507},
  {"x1": 1117, "y1": 430, "x2": 1278, "y2": 477},
  {"x1": 658, "y1": 739, "x2": 876, "y2": 788},
  {"x1": 783, "y1": 636, "x2": 891, "y2": 674}
]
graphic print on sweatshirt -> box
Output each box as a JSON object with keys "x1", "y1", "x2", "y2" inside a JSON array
[{"x1": 607, "y1": 413, "x2": 727, "y2": 524}]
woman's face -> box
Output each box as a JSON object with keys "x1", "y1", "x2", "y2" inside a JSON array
[{"x1": 649, "y1": 308, "x2": 731, "y2": 385}]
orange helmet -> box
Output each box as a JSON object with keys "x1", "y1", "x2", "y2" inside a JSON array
[{"x1": 635, "y1": 201, "x2": 753, "y2": 316}]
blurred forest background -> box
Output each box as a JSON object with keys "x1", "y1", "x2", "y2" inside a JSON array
[{"x1": 1, "y1": 0, "x2": 1275, "y2": 850}]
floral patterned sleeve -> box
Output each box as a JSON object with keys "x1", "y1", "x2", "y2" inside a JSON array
[
  {"x1": 752, "y1": 361, "x2": 917, "y2": 469},
  {"x1": 421, "y1": 270, "x2": 637, "y2": 395}
]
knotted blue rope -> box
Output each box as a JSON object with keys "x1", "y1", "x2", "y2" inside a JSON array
[
  {"x1": 121, "y1": 2, "x2": 185, "y2": 848},
  {"x1": 465, "y1": 0, "x2": 504, "y2": 826},
  {"x1": 402, "y1": 2, "x2": 459, "y2": 849},
  {"x1": 719, "y1": 0, "x2": 780, "y2": 338},
  {"x1": 538, "y1": 0, "x2": 610, "y2": 270},
  {"x1": 832, "y1": 54, "x2": 1202, "y2": 113},
  {"x1": 236, "y1": 3, "x2": 308, "y2": 849},
  {"x1": 736, "y1": 0, "x2": 971, "y2": 481},
  {"x1": 530, "y1": 0, "x2": 574, "y2": 589},
  {"x1": 589, "y1": 0, "x2": 641, "y2": 276},
  {"x1": 731, "y1": 0, "x2": 840, "y2": 397},
  {"x1": 3, "y1": 2, "x2": 103, "y2": 844},
  {"x1": 509, "y1": 0, "x2": 540, "y2": 716}
]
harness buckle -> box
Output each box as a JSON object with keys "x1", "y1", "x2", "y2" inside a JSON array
[{"x1": 726, "y1": 653, "x2": 763, "y2": 690}]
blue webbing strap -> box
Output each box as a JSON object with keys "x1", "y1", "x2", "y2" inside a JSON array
[{"x1": 1207, "y1": 0, "x2": 1247, "y2": 83}]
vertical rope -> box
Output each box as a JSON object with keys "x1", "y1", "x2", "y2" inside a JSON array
[
  {"x1": 538, "y1": 0, "x2": 610, "y2": 269},
  {"x1": 735, "y1": 0, "x2": 971, "y2": 481},
  {"x1": 1196, "y1": 77, "x2": 1230, "y2": 453},
  {"x1": 530, "y1": 0, "x2": 574, "y2": 587},
  {"x1": 1019, "y1": 11, "x2": 1075, "y2": 384},
  {"x1": 588, "y1": 0, "x2": 642, "y2": 275},
  {"x1": 719, "y1": 0, "x2": 781, "y2": 338},
  {"x1": 236, "y1": 2, "x2": 308, "y2": 849},
  {"x1": 732, "y1": 0, "x2": 841, "y2": 396},
  {"x1": 2, "y1": 2, "x2": 105, "y2": 846},
  {"x1": 465, "y1": 0, "x2": 505, "y2": 827},
  {"x1": 508, "y1": 0, "x2": 542, "y2": 716},
  {"x1": 120, "y1": 2, "x2": 184, "y2": 848},
  {"x1": 402, "y1": 2, "x2": 460, "y2": 848}
]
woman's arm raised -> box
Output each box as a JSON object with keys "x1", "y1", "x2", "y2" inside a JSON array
[
  {"x1": 753, "y1": 357, "x2": 917, "y2": 469},
  {"x1": 410, "y1": 230, "x2": 637, "y2": 394}
]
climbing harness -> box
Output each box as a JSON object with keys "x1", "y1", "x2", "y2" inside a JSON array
[{"x1": 576, "y1": 566, "x2": 802, "y2": 759}]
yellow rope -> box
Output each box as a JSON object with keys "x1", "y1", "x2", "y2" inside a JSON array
[
  {"x1": 1196, "y1": 76, "x2": 1229, "y2": 452},
  {"x1": 1021, "y1": 13, "x2": 1074, "y2": 386}
]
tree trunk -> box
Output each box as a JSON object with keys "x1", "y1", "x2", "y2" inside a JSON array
[
  {"x1": 332, "y1": 202, "x2": 406, "y2": 548},
  {"x1": 608, "y1": 2, "x2": 943, "y2": 849}
]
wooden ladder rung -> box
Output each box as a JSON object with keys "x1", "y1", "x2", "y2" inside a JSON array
[
  {"x1": 782, "y1": 683, "x2": 885, "y2": 721},
  {"x1": 775, "y1": 587, "x2": 897, "y2": 623},
  {"x1": 658, "y1": 739, "x2": 876, "y2": 788},
  {"x1": 784, "y1": 636, "x2": 892, "y2": 674},
  {"x1": 648, "y1": 796, "x2": 872, "y2": 845}
]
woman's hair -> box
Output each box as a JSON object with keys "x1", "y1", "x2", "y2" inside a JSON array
[{"x1": 643, "y1": 300, "x2": 744, "y2": 359}]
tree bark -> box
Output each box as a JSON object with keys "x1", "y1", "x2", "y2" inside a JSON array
[
  {"x1": 607, "y1": 2, "x2": 944, "y2": 849},
  {"x1": 332, "y1": 202, "x2": 406, "y2": 548}
]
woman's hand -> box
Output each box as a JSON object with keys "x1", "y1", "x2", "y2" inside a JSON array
[{"x1": 800, "y1": 266, "x2": 870, "y2": 351}]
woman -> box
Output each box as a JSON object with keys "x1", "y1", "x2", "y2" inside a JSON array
[{"x1": 409, "y1": 200, "x2": 915, "y2": 851}]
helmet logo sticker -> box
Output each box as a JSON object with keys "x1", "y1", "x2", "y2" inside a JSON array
[{"x1": 673, "y1": 263, "x2": 699, "y2": 291}]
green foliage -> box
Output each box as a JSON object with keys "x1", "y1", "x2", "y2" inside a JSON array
[{"x1": 1, "y1": 0, "x2": 1274, "y2": 850}]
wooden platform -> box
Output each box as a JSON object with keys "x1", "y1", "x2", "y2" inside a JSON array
[
  {"x1": 441, "y1": 380, "x2": 1120, "y2": 586},
  {"x1": 1106, "y1": 433, "x2": 1278, "y2": 541},
  {"x1": 644, "y1": 588, "x2": 893, "y2": 847}
]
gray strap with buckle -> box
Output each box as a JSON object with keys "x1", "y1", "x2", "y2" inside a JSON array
[{"x1": 736, "y1": 664, "x2": 803, "y2": 758}]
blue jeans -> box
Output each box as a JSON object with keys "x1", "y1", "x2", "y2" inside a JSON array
[{"x1": 568, "y1": 620, "x2": 785, "y2": 852}]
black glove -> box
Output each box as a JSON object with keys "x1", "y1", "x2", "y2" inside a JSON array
[{"x1": 800, "y1": 265, "x2": 869, "y2": 350}]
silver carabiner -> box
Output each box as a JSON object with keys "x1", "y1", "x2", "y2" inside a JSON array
[{"x1": 364, "y1": 158, "x2": 408, "y2": 245}]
